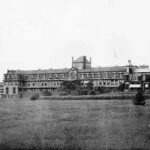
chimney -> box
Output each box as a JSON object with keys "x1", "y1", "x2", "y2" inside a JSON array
[
  {"x1": 90, "y1": 57, "x2": 92, "y2": 65},
  {"x1": 83, "y1": 56, "x2": 86, "y2": 69},
  {"x1": 72, "y1": 57, "x2": 74, "y2": 67}
]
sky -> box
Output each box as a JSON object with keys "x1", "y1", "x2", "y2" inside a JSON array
[{"x1": 0, "y1": 0, "x2": 150, "y2": 81}]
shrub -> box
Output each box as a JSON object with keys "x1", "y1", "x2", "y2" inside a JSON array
[
  {"x1": 30, "y1": 94, "x2": 40, "y2": 100},
  {"x1": 94, "y1": 87, "x2": 105, "y2": 94},
  {"x1": 41, "y1": 90, "x2": 52, "y2": 96},
  {"x1": 60, "y1": 91, "x2": 69, "y2": 96},
  {"x1": 132, "y1": 90, "x2": 146, "y2": 105},
  {"x1": 88, "y1": 90, "x2": 96, "y2": 95},
  {"x1": 77, "y1": 89, "x2": 88, "y2": 95}
]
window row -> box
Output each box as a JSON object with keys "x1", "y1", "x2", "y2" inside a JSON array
[
  {"x1": 4, "y1": 72, "x2": 125, "y2": 81},
  {"x1": 94, "y1": 80, "x2": 124, "y2": 86},
  {"x1": 5, "y1": 87, "x2": 17, "y2": 94},
  {"x1": 27, "y1": 82, "x2": 60, "y2": 87},
  {"x1": 26, "y1": 72, "x2": 124, "y2": 80},
  {"x1": 4, "y1": 82, "x2": 22, "y2": 86},
  {"x1": 25, "y1": 88, "x2": 55, "y2": 92}
]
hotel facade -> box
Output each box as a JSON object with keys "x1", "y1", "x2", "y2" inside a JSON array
[{"x1": 3, "y1": 56, "x2": 150, "y2": 98}]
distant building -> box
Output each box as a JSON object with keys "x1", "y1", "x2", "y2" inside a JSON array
[
  {"x1": 3, "y1": 56, "x2": 150, "y2": 98},
  {"x1": 124, "y1": 60, "x2": 150, "y2": 91},
  {"x1": 0, "y1": 82, "x2": 4, "y2": 98}
]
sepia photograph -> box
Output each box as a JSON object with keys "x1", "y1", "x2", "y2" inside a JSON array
[{"x1": 0, "y1": 0, "x2": 150, "y2": 149}]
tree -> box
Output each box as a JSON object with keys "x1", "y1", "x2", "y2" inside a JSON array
[
  {"x1": 86, "y1": 80, "x2": 94, "y2": 91},
  {"x1": 117, "y1": 83, "x2": 125, "y2": 91},
  {"x1": 133, "y1": 90, "x2": 146, "y2": 105},
  {"x1": 59, "y1": 80, "x2": 82, "y2": 95}
]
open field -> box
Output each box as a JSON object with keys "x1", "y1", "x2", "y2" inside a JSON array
[{"x1": 0, "y1": 98, "x2": 150, "y2": 150}]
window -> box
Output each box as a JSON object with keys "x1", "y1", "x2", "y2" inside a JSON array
[
  {"x1": 84, "y1": 74, "x2": 87, "y2": 79},
  {"x1": 100, "y1": 73, "x2": 103, "y2": 78},
  {"x1": 115, "y1": 80, "x2": 118, "y2": 85},
  {"x1": 86, "y1": 73, "x2": 89, "y2": 78},
  {"x1": 13, "y1": 87, "x2": 16, "y2": 94},
  {"x1": 111, "y1": 72, "x2": 115, "y2": 78},
  {"x1": 81, "y1": 74, "x2": 84, "y2": 79},
  {"x1": 28, "y1": 83, "x2": 30, "y2": 86},
  {"x1": 91, "y1": 73, "x2": 94, "y2": 78},
  {"x1": 49, "y1": 74, "x2": 52, "y2": 79},
  {"x1": 33, "y1": 83, "x2": 35, "y2": 86},
  {"x1": 111, "y1": 80, "x2": 114, "y2": 85},
  {"x1": 24, "y1": 75, "x2": 28, "y2": 80},
  {"x1": 95, "y1": 73, "x2": 98, "y2": 78},
  {"x1": 108, "y1": 73, "x2": 112, "y2": 78},
  {"x1": 55, "y1": 74, "x2": 58, "y2": 79},
  {"x1": 119, "y1": 72, "x2": 123, "y2": 78},
  {"x1": 104, "y1": 73, "x2": 107, "y2": 78},
  {"x1": 43, "y1": 75, "x2": 46, "y2": 80},
  {"x1": 45, "y1": 83, "x2": 47, "y2": 86},
  {"x1": 94, "y1": 81, "x2": 98, "y2": 85},
  {"x1": 6, "y1": 87, "x2": 9, "y2": 94},
  {"x1": 62, "y1": 74, "x2": 64, "y2": 79},
  {"x1": 36, "y1": 75, "x2": 39, "y2": 80},
  {"x1": 116, "y1": 73, "x2": 120, "y2": 78}
]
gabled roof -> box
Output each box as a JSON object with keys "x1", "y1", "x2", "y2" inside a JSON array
[
  {"x1": 68, "y1": 67, "x2": 79, "y2": 73},
  {"x1": 74, "y1": 56, "x2": 90, "y2": 63}
]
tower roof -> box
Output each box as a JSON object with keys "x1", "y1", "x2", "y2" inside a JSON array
[{"x1": 74, "y1": 56, "x2": 90, "y2": 63}]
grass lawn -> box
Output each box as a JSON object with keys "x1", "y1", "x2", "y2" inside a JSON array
[{"x1": 0, "y1": 98, "x2": 150, "y2": 149}]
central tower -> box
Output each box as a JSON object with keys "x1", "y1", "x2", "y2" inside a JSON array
[{"x1": 72, "y1": 56, "x2": 92, "y2": 70}]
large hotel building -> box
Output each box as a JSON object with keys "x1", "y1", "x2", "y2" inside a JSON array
[{"x1": 3, "y1": 56, "x2": 150, "y2": 98}]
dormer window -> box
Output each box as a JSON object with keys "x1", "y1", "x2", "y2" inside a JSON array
[
  {"x1": 31, "y1": 75, "x2": 34, "y2": 79},
  {"x1": 36, "y1": 75, "x2": 39, "y2": 80},
  {"x1": 49, "y1": 74, "x2": 52, "y2": 79},
  {"x1": 55, "y1": 74, "x2": 58, "y2": 79},
  {"x1": 62, "y1": 74, "x2": 65, "y2": 79},
  {"x1": 43, "y1": 75, "x2": 46, "y2": 79}
]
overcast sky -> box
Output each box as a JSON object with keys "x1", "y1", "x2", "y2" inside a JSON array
[{"x1": 0, "y1": 0, "x2": 150, "y2": 81}]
